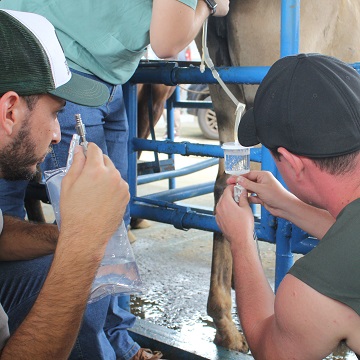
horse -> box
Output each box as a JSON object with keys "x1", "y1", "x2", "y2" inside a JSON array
[{"x1": 200, "y1": 0, "x2": 360, "y2": 352}]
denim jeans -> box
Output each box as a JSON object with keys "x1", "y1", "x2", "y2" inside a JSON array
[
  {"x1": 0, "y1": 70, "x2": 138, "y2": 359},
  {"x1": 0, "y1": 255, "x2": 140, "y2": 359}
]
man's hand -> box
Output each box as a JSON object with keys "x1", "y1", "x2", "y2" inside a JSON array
[
  {"x1": 59, "y1": 143, "x2": 129, "y2": 254},
  {"x1": 228, "y1": 170, "x2": 335, "y2": 239},
  {"x1": 229, "y1": 171, "x2": 298, "y2": 219},
  {"x1": 215, "y1": 184, "x2": 254, "y2": 246}
]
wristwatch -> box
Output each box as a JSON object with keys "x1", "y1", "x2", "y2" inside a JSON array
[{"x1": 203, "y1": 0, "x2": 217, "y2": 15}]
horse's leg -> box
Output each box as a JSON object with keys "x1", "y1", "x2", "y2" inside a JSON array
[
  {"x1": 137, "y1": 84, "x2": 176, "y2": 143},
  {"x1": 207, "y1": 98, "x2": 248, "y2": 352},
  {"x1": 209, "y1": 164, "x2": 248, "y2": 352},
  {"x1": 131, "y1": 84, "x2": 176, "y2": 230},
  {"x1": 197, "y1": 13, "x2": 249, "y2": 352}
]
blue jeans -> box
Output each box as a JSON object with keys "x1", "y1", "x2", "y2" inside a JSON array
[
  {"x1": 0, "y1": 255, "x2": 140, "y2": 360},
  {"x1": 0, "y1": 70, "x2": 137, "y2": 358}
]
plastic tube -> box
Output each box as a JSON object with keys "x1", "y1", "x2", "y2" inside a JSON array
[{"x1": 200, "y1": 19, "x2": 245, "y2": 142}]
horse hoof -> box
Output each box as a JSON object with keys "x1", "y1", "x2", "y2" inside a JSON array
[
  {"x1": 214, "y1": 331, "x2": 249, "y2": 353},
  {"x1": 131, "y1": 218, "x2": 152, "y2": 229}
]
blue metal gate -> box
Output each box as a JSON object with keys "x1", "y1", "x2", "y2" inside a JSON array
[{"x1": 124, "y1": 0, "x2": 360, "y2": 290}]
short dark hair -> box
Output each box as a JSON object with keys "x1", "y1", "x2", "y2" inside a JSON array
[
  {"x1": 22, "y1": 95, "x2": 40, "y2": 111},
  {"x1": 0, "y1": 93, "x2": 40, "y2": 111},
  {"x1": 271, "y1": 148, "x2": 360, "y2": 176},
  {"x1": 311, "y1": 151, "x2": 360, "y2": 175}
]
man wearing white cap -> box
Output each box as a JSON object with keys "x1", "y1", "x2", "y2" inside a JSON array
[{"x1": 0, "y1": 9, "x2": 134, "y2": 359}]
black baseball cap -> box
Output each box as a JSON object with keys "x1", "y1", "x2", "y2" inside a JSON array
[{"x1": 238, "y1": 53, "x2": 360, "y2": 157}]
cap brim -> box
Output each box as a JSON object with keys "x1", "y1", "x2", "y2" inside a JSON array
[
  {"x1": 49, "y1": 72, "x2": 109, "y2": 107},
  {"x1": 237, "y1": 108, "x2": 260, "y2": 147}
]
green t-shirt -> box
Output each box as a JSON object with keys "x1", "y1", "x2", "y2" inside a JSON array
[
  {"x1": 289, "y1": 198, "x2": 360, "y2": 315},
  {"x1": 0, "y1": 0, "x2": 197, "y2": 84}
]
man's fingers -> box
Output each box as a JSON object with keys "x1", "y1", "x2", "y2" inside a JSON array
[
  {"x1": 248, "y1": 195, "x2": 263, "y2": 206},
  {"x1": 82, "y1": 143, "x2": 103, "y2": 166},
  {"x1": 236, "y1": 175, "x2": 259, "y2": 194},
  {"x1": 102, "y1": 154, "x2": 117, "y2": 170}
]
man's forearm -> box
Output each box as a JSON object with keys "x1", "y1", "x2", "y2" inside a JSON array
[
  {"x1": 0, "y1": 216, "x2": 58, "y2": 261},
  {"x1": 150, "y1": 0, "x2": 211, "y2": 59},
  {"x1": 231, "y1": 237, "x2": 275, "y2": 352},
  {"x1": 277, "y1": 198, "x2": 335, "y2": 240}
]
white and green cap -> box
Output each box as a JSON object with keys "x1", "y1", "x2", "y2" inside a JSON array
[{"x1": 0, "y1": 9, "x2": 109, "y2": 107}]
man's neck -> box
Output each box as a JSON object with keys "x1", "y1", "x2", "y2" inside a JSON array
[{"x1": 312, "y1": 171, "x2": 360, "y2": 218}]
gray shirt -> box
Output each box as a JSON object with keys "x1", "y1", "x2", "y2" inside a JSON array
[{"x1": 0, "y1": 209, "x2": 10, "y2": 350}]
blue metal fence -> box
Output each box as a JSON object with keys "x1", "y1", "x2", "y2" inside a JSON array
[{"x1": 123, "y1": 0, "x2": 357, "y2": 290}]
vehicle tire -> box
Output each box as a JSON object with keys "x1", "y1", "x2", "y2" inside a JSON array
[{"x1": 197, "y1": 96, "x2": 219, "y2": 140}]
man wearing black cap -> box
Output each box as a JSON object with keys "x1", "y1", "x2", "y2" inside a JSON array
[
  {"x1": 0, "y1": 9, "x2": 133, "y2": 359},
  {"x1": 216, "y1": 53, "x2": 360, "y2": 359}
]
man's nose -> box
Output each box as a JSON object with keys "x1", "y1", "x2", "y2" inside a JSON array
[{"x1": 51, "y1": 118, "x2": 61, "y2": 144}]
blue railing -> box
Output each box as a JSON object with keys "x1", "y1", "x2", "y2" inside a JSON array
[{"x1": 124, "y1": 0, "x2": 358, "y2": 290}]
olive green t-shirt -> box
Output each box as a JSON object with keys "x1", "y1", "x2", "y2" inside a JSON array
[
  {"x1": 289, "y1": 198, "x2": 360, "y2": 358},
  {"x1": 289, "y1": 198, "x2": 360, "y2": 315},
  {"x1": 0, "y1": 0, "x2": 197, "y2": 84}
]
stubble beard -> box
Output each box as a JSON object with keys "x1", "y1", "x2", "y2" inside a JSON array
[{"x1": 0, "y1": 117, "x2": 49, "y2": 181}]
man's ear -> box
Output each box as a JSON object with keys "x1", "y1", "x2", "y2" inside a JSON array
[
  {"x1": 0, "y1": 91, "x2": 21, "y2": 136},
  {"x1": 277, "y1": 147, "x2": 305, "y2": 178}
]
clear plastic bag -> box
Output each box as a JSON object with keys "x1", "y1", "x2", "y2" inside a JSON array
[
  {"x1": 44, "y1": 167, "x2": 144, "y2": 303},
  {"x1": 89, "y1": 220, "x2": 143, "y2": 303}
]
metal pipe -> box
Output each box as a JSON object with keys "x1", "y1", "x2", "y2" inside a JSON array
[
  {"x1": 124, "y1": 82, "x2": 139, "y2": 200},
  {"x1": 173, "y1": 100, "x2": 213, "y2": 110},
  {"x1": 280, "y1": 0, "x2": 300, "y2": 57},
  {"x1": 138, "y1": 158, "x2": 218, "y2": 184},
  {"x1": 166, "y1": 89, "x2": 177, "y2": 189},
  {"x1": 274, "y1": 0, "x2": 301, "y2": 290},
  {"x1": 130, "y1": 63, "x2": 270, "y2": 86},
  {"x1": 130, "y1": 201, "x2": 219, "y2": 232},
  {"x1": 275, "y1": 219, "x2": 294, "y2": 290},
  {"x1": 142, "y1": 181, "x2": 215, "y2": 202},
  {"x1": 132, "y1": 138, "x2": 262, "y2": 161}
]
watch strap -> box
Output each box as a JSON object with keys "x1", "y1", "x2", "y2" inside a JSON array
[{"x1": 203, "y1": 0, "x2": 217, "y2": 15}]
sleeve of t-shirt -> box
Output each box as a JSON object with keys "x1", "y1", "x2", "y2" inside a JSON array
[{"x1": 178, "y1": 0, "x2": 197, "y2": 10}]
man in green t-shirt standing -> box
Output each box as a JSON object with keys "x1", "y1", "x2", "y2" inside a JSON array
[{"x1": 0, "y1": 1, "x2": 230, "y2": 359}]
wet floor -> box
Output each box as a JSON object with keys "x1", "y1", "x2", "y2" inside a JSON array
[
  {"x1": 130, "y1": 220, "x2": 357, "y2": 360},
  {"x1": 130, "y1": 220, "x2": 257, "y2": 352}
]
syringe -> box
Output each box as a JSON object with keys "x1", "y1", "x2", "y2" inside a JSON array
[{"x1": 75, "y1": 113, "x2": 88, "y2": 155}]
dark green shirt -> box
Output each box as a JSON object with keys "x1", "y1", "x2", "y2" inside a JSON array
[{"x1": 289, "y1": 198, "x2": 360, "y2": 358}]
